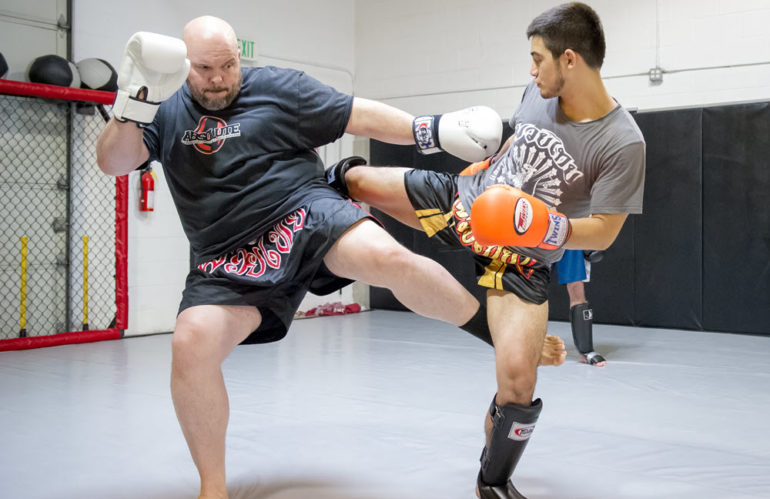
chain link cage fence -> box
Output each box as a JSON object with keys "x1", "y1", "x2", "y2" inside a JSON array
[{"x1": 0, "y1": 80, "x2": 127, "y2": 350}]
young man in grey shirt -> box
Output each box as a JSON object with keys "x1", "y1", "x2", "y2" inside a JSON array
[{"x1": 329, "y1": 3, "x2": 645, "y2": 497}]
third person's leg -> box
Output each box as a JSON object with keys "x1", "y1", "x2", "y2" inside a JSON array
[{"x1": 566, "y1": 281, "x2": 605, "y2": 367}]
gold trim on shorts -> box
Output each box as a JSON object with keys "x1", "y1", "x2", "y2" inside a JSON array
[{"x1": 415, "y1": 208, "x2": 455, "y2": 237}]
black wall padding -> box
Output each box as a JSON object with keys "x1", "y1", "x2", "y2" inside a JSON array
[
  {"x1": 592, "y1": 217, "x2": 637, "y2": 325},
  {"x1": 632, "y1": 109, "x2": 704, "y2": 330},
  {"x1": 702, "y1": 104, "x2": 770, "y2": 334},
  {"x1": 546, "y1": 274, "x2": 570, "y2": 321}
]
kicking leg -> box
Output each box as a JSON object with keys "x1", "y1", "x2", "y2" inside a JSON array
[
  {"x1": 324, "y1": 218, "x2": 478, "y2": 326},
  {"x1": 345, "y1": 165, "x2": 423, "y2": 229}
]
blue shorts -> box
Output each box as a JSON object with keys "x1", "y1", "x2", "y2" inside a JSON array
[{"x1": 555, "y1": 250, "x2": 589, "y2": 284}]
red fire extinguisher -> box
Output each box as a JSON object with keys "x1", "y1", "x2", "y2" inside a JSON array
[{"x1": 140, "y1": 167, "x2": 156, "y2": 212}]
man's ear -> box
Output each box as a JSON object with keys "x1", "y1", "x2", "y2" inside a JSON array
[{"x1": 563, "y1": 48, "x2": 579, "y2": 69}]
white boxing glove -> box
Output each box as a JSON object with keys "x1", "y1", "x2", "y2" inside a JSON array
[
  {"x1": 412, "y1": 106, "x2": 502, "y2": 162},
  {"x1": 112, "y1": 31, "x2": 190, "y2": 126}
]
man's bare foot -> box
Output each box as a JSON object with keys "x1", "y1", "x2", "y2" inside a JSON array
[
  {"x1": 198, "y1": 486, "x2": 228, "y2": 499},
  {"x1": 579, "y1": 351, "x2": 606, "y2": 367},
  {"x1": 539, "y1": 334, "x2": 566, "y2": 366}
]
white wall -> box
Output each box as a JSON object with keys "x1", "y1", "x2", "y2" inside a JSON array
[
  {"x1": 59, "y1": 0, "x2": 770, "y2": 336},
  {"x1": 355, "y1": 0, "x2": 770, "y2": 116}
]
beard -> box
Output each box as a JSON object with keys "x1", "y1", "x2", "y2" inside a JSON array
[
  {"x1": 538, "y1": 66, "x2": 565, "y2": 99},
  {"x1": 190, "y1": 70, "x2": 242, "y2": 111}
]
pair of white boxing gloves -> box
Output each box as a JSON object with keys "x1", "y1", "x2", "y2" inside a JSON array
[
  {"x1": 111, "y1": 34, "x2": 501, "y2": 161},
  {"x1": 111, "y1": 31, "x2": 568, "y2": 250},
  {"x1": 109, "y1": 32, "x2": 501, "y2": 162}
]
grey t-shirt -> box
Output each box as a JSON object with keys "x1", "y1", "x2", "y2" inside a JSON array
[{"x1": 459, "y1": 81, "x2": 645, "y2": 264}]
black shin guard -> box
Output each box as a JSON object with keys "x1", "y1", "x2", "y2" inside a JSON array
[
  {"x1": 325, "y1": 155, "x2": 367, "y2": 199},
  {"x1": 478, "y1": 396, "x2": 542, "y2": 489},
  {"x1": 460, "y1": 305, "x2": 493, "y2": 346},
  {"x1": 570, "y1": 302, "x2": 594, "y2": 354}
]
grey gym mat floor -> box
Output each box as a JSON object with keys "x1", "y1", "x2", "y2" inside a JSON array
[{"x1": 1, "y1": 310, "x2": 769, "y2": 499}]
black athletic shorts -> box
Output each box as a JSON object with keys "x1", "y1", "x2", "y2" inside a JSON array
[
  {"x1": 179, "y1": 197, "x2": 373, "y2": 344},
  {"x1": 404, "y1": 169, "x2": 550, "y2": 304}
]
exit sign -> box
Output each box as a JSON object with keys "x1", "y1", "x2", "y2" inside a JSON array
[{"x1": 238, "y1": 38, "x2": 257, "y2": 60}]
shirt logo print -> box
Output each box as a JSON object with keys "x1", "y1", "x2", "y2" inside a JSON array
[{"x1": 181, "y1": 116, "x2": 242, "y2": 155}]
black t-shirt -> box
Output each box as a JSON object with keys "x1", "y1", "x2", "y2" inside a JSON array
[{"x1": 143, "y1": 66, "x2": 354, "y2": 264}]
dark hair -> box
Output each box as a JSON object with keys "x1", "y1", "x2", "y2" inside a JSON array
[{"x1": 526, "y1": 2, "x2": 606, "y2": 69}]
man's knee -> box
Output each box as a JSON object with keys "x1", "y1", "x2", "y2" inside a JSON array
[
  {"x1": 365, "y1": 241, "x2": 422, "y2": 282},
  {"x1": 172, "y1": 308, "x2": 244, "y2": 367},
  {"x1": 376, "y1": 241, "x2": 416, "y2": 266},
  {"x1": 344, "y1": 165, "x2": 388, "y2": 201},
  {"x1": 344, "y1": 165, "x2": 367, "y2": 198},
  {"x1": 494, "y1": 353, "x2": 538, "y2": 404},
  {"x1": 348, "y1": 166, "x2": 410, "y2": 205},
  {"x1": 172, "y1": 318, "x2": 210, "y2": 364}
]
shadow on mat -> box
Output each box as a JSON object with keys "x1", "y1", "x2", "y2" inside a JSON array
[{"x1": 230, "y1": 477, "x2": 409, "y2": 499}]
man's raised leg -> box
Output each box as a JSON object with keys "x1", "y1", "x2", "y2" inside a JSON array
[{"x1": 324, "y1": 219, "x2": 479, "y2": 327}]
